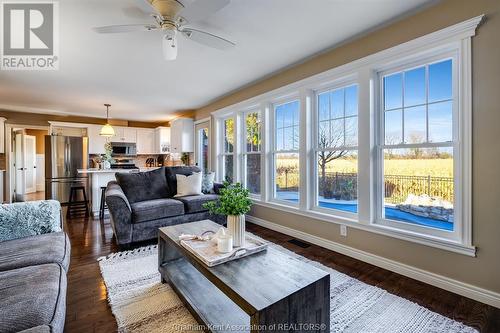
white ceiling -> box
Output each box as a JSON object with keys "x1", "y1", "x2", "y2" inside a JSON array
[{"x1": 0, "y1": 0, "x2": 435, "y2": 122}]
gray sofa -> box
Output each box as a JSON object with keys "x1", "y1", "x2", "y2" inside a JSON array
[
  {"x1": 106, "y1": 166, "x2": 225, "y2": 247},
  {"x1": 0, "y1": 200, "x2": 70, "y2": 333}
]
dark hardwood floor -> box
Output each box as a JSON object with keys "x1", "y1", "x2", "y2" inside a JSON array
[{"x1": 63, "y1": 212, "x2": 500, "y2": 332}]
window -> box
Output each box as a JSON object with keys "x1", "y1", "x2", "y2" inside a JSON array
[
  {"x1": 221, "y1": 117, "x2": 234, "y2": 182},
  {"x1": 315, "y1": 85, "x2": 358, "y2": 215},
  {"x1": 243, "y1": 111, "x2": 262, "y2": 195},
  {"x1": 273, "y1": 100, "x2": 300, "y2": 203},
  {"x1": 379, "y1": 58, "x2": 455, "y2": 232}
]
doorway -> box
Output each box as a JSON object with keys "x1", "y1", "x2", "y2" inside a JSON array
[
  {"x1": 195, "y1": 120, "x2": 210, "y2": 173},
  {"x1": 8, "y1": 126, "x2": 49, "y2": 202}
]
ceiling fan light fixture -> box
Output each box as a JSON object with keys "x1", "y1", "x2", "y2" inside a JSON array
[{"x1": 162, "y1": 31, "x2": 177, "y2": 61}]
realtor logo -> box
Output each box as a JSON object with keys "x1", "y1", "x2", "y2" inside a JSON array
[{"x1": 1, "y1": 1, "x2": 59, "y2": 70}]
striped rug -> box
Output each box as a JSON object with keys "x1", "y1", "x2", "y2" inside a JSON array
[{"x1": 98, "y1": 241, "x2": 478, "y2": 333}]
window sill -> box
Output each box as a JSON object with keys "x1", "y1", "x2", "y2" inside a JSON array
[{"x1": 251, "y1": 200, "x2": 476, "y2": 257}]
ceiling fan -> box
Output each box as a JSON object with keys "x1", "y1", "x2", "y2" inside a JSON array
[{"x1": 93, "y1": 0, "x2": 235, "y2": 60}]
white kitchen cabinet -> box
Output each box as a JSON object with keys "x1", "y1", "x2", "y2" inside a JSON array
[
  {"x1": 155, "y1": 127, "x2": 171, "y2": 154},
  {"x1": 170, "y1": 118, "x2": 194, "y2": 153},
  {"x1": 136, "y1": 128, "x2": 155, "y2": 154},
  {"x1": 111, "y1": 127, "x2": 137, "y2": 143},
  {"x1": 87, "y1": 124, "x2": 107, "y2": 154}
]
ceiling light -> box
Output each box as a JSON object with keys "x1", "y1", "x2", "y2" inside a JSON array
[
  {"x1": 99, "y1": 104, "x2": 115, "y2": 137},
  {"x1": 162, "y1": 30, "x2": 177, "y2": 61}
]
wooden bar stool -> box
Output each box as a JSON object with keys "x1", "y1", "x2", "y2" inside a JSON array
[
  {"x1": 99, "y1": 186, "x2": 108, "y2": 219},
  {"x1": 67, "y1": 185, "x2": 89, "y2": 218}
]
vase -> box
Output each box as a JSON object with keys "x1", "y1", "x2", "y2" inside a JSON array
[
  {"x1": 102, "y1": 160, "x2": 111, "y2": 170},
  {"x1": 227, "y1": 214, "x2": 245, "y2": 247}
]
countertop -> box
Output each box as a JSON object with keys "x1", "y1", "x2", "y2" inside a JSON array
[{"x1": 78, "y1": 167, "x2": 160, "y2": 174}]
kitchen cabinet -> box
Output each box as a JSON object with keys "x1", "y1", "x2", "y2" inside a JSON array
[
  {"x1": 136, "y1": 128, "x2": 155, "y2": 154},
  {"x1": 87, "y1": 124, "x2": 107, "y2": 154},
  {"x1": 155, "y1": 126, "x2": 171, "y2": 154},
  {"x1": 170, "y1": 118, "x2": 194, "y2": 153},
  {"x1": 111, "y1": 127, "x2": 137, "y2": 143}
]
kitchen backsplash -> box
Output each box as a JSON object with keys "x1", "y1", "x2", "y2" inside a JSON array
[{"x1": 88, "y1": 153, "x2": 193, "y2": 168}]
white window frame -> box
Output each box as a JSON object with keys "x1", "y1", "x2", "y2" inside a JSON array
[
  {"x1": 269, "y1": 95, "x2": 301, "y2": 207},
  {"x1": 241, "y1": 107, "x2": 263, "y2": 199},
  {"x1": 210, "y1": 16, "x2": 481, "y2": 256},
  {"x1": 312, "y1": 79, "x2": 360, "y2": 219},
  {"x1": 218, "y1": 116, "x2": 236, "y2": 183},
  {"x1": 374, "y1": 51, "x2": 460, "y2": 242}
]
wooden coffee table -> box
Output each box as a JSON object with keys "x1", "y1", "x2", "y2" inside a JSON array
[{"x1": 158, "y1": 220, "x2": 330, "y2": 333}]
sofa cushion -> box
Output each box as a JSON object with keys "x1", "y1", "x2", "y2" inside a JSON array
[
  {"x1": 165, "y1": 166, "x2": 200, "y2": 197},
  {"x1": 0, "y1": 263, "x2": 66, "y2": 333},
  {"x1": 115, "y1": 167, "x2": 168, "y2": 204},
  {"x1": 175, "y1": 194, "x2": 220, "y2": 214},
  {"x1": 131, "y1": 198, "x2": 185, "y2": 223},
  {"x1": 0, "y1": 232, "x2": 70, "y2": 272}
]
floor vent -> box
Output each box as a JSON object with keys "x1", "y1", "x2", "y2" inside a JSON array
[{"x1": 288, "y1": 238, "x2": 311, "y2": 248}]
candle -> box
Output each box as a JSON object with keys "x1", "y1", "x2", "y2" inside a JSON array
[{"x1": 217, "y1": 229, "x2": 233, "y2": 253}]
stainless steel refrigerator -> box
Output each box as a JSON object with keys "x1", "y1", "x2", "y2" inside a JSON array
[{"x1": 45, "y1": 135, "x2": 89, "y2": 205}]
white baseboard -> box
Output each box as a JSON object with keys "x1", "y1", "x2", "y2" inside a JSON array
[{"x1": 246, "y1": 215, "x2": 500, "y2": 309}]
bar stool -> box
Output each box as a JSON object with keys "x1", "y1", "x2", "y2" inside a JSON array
[
  {"x1": 99, "y1": 186, "x2": 108, "y2": 219},
  {"x1": 67, "y1": 185, "x2": 89, "y2": 218}
]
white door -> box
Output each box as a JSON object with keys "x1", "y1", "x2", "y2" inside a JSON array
[
  {"x1": 24, "y1": 135, "x2": 37, "y2": 193},
  {"x1": 195, "y1": 122, "x2": 210, "y2": 173},
  {"x1": 14, "y1": 133, "x2": 26, "y2": 200}
]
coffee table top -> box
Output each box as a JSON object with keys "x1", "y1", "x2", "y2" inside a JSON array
[{"x1": 159, "y1": 220, "x2": 330, "y2": 313}]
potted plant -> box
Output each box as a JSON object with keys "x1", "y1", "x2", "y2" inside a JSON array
[
  {"x1": 102, "y1": 142, "x2": 114, "y2": 169},
  {"x1": 203, "y1": 182, "x2": 252, "y2": 247}
]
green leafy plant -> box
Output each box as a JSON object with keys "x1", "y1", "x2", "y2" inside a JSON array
[
  {"x1": 203, "y1": 182, "x2": 252, "y2": 216},
  {"x1": 103, "y1": 142, "x2": 114, "y2": 163}
]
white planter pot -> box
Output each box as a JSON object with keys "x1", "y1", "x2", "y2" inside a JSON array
[{"x1": 227, "y1": 214, "x2": 245, "y2": 247}]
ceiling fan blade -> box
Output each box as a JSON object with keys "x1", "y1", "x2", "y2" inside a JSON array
[
  {"x1": 134, "y1": 0, "x2": 162, "y2": 16},
  {"x1": 181, "y1": 28, "x2": 235, "y2": 50},
  {"x1": 93, "y1": 24, "x2": 158, "y2": 34},
  {"x1": 178, "y1": 0, "x2": 230, "y2": 22}
]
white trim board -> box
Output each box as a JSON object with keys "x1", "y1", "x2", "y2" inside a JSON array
[{"x1": 246, "y1": 215, "x2": 500, "y2": 309}]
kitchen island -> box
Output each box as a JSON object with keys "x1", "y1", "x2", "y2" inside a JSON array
[{"x1": 77, "y1": 167, "x2": 159, "y2": 218}]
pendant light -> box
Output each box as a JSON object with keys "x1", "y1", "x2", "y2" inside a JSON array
[{"x1": 99, "y1": 104, "x2": 115, "y2": 137}]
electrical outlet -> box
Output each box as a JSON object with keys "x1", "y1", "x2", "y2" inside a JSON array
[{"x1": 340, "y1": 225, "x2": 347, "y2": 237}]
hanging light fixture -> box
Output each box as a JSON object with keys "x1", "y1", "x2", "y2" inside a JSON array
[{"x1": 99, "y1": 104, "x2": 115, "y2": 137}]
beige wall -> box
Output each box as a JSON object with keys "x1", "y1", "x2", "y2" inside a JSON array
[{"x1": 195, "y1": 0, "x2": 500, "y2": 295}]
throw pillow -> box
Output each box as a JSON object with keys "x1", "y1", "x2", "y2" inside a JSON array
[
  {"x1": 201, "y1": 172, "x2": 215, "y2": 194},
  {"x1": 174, "y1": 172, "x2": 203, "y2": 197}
]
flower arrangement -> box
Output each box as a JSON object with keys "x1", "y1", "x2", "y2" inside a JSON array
[{"x1": 203, "y1": 182, "x2": 252, "y2": 216}]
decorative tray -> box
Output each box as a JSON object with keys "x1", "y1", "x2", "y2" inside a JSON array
[{"x1": 180, "y1": 233, "x2": 268, "y2": 267}]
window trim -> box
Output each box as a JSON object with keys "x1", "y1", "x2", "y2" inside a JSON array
[
  {"x1": 218, "y1": 116, "x2": 235, "y2": 183},
  {"x1": 210, "y1": 15, "x2": 481, "y2": 256}
]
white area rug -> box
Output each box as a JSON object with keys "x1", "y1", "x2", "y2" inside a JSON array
[{"x1": 98, "y1": 242, "x2": 478, "y2": 333}]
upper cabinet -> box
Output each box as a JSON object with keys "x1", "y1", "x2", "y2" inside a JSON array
[
  {"x1": 170, "y1": 118, "x2": 194, "y2": 153},
  {"x1": 111, "y1": 127, "x2": 137, "y2": 143},
  {"x1": 136, "y1": 128, "x2": 155, "y2": 154},
  {"x1": 87, "y1": 124, "x2": 107, "y2": 154},
  {"x1": 155, "y1": 127, "x2": 171, "y2": 154}
]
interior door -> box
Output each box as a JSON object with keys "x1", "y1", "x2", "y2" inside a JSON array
[
  {"x1": 195, "y1": 121, "x2": 210, "y2": 173},
  {"x1": 24, "y1": 135, "x2": 37, "y2": 193},
  {"x1": 14, "y1": 132, "x2": 26, "y2": 200}
]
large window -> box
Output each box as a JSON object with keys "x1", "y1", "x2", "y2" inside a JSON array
[
  {"x1": 212, "y1": 17, "x2": 477, "y2": 254},
  {"x1": 243, "y1": 111, "x2": 261, "y2": 195},
  {"x1": 221, "y1": 117, "x2": 234, "y2": 182},
  {"x1": 315, "y1": 85, "x2": 358, "y2": 214},
  {"x1": 379, "y1": 58, "x2": 455, "y2": 232},
  {"x1": 273, "y1": 100, "x2": 300, "y2": 203}
]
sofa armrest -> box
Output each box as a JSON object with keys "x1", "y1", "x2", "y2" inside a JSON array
[
  {"x1": 105, "y1": 181, "x2": 133, "y2": 245},
  {"x1": 0, "y1": 200, "x2": 62, "y2": 242},
  {"x1": 213, "y1": 182, "x2": 225, "y2": 195}
]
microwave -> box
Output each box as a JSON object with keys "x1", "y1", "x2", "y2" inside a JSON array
[{"x1": 111, "y1": 142, "x2": 137, "y2": 156}]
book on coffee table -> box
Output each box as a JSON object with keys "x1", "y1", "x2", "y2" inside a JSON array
[{"x1": 179, "y1": 233, "x2": 268, "y2": 267}]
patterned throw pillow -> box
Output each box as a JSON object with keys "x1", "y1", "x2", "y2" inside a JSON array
[{"x1": 202, "y1": 172, "x2": 215, "y2": 194}]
